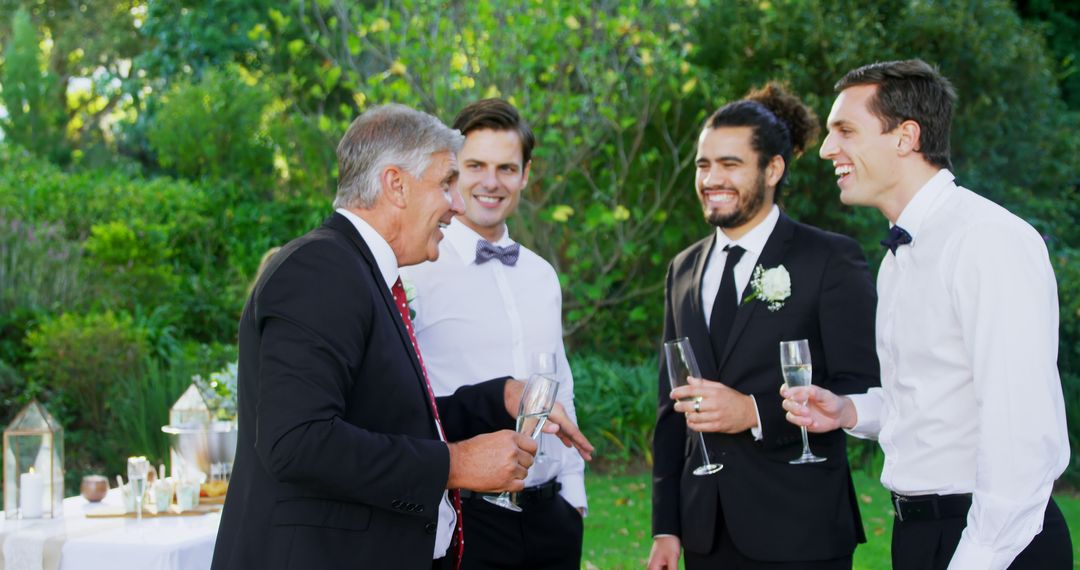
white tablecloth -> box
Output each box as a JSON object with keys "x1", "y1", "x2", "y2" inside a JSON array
[{"x1": 0, "y1": 489, "x2": 220, "y2": 570}]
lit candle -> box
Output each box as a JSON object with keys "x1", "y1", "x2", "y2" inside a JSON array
[{"x1": 20, "y1": 468, "x2": 44, "y2": 518}]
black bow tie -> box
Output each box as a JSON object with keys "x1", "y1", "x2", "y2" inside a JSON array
[
  {"x1": 475, "y1": 240, "x2": 520, "y2": 266},
  {"x1": 881, "y1": 225, "x2": 913, "y2": 254}
]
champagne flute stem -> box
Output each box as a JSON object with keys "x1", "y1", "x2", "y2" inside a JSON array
[
  {"x1": 799, "y1": 426, "x2": 812, "y2": 455},
  {"x1": 696, "y1": 432, "x2": 713, "y2": 466}
]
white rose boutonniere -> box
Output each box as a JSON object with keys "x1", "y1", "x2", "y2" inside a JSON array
[{"x1": 743, "y1": 264, "x2": 791, "y2": 311}]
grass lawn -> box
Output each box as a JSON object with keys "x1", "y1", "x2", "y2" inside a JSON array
[{"x1": 582, "y1": 469, "x2": 1079, "y2": 569}]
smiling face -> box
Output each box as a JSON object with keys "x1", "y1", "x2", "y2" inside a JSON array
[
  {"x1": 455, "y1": 128, "x2": 530, "y2": 241},
  {"x1": 695, "y1": 126, "x2": 776, "y2": 239},
  {"x1": 397, "y1": 150, "x2": 464, "y2": 265},
  {"x1": 820, "y1": 84, "x2": 905, "y2": 210}
]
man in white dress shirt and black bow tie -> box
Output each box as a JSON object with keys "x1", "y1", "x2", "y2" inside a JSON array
[
  {"x1": 400, "y1": 98, "x2": 587, "y2": 570},
  {"x1": 785, "y1": 59, "x2": 1072, "y2": 569}
]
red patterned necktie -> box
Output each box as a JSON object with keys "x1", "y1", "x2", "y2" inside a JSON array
[{"x1": 391, "y1": 278, "x2": 464, "y2": 569}]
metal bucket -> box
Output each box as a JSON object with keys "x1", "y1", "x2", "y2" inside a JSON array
[{"x1": 161, "y1": 421, "x2": 237, "y2": 479}]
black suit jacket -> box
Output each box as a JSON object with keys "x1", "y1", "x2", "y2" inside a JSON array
[
  {"x1": 652, "y1": 213, "x2": 879, "y2": 562},
  {"x1": 212, "y1": 213, "x2": 513, "y2": 570}
]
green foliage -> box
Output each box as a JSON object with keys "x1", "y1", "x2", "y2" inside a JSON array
[
  {"x1": 1, "y1": 8, "x2": 68, "y2": 163},
  {"x1": 572, "y1": 354, "x2": 656, "y2": 469},
  {"x1": 1017, "y1": 0, "x2": 1080, "y2": 110},
  {"x1": 148, "y1": 65, "x2": 277, "y2": 184},
  {"x1": 0, "y1": 147, "x2": 324, "y2": 344},
  {"x1": 0, "y1": 211, "x2": 83, "y2": 314},
  {"x1": 0, "y1": 359, "x2": 28, "y2": 427},
  {"x1": 26, "y1": 311, "x2": 151, "y2": 430}
]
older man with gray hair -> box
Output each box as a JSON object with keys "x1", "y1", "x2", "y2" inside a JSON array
[{"x1": 212, "y1": 104, "x2": 593, "y2": 570}]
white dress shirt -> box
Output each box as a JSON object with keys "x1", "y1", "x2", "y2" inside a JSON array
[
  {"x1": 699, "y1": 204, "x2": 781, "y2": 439},
  {"x1": 400, "y1": 218, "x2": 588, "y2": 513},
  {"x1": 844, "y1": 171, "x2": 1069, "y2": 569},
  {"x1": 335, "y1": 208, "x2": 457, "y2": 560}
]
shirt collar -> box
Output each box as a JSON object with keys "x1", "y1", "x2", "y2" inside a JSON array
[
  {"x1": 444, "y1": 218, "x2": 516, "y2": 266},
  {"x1": 335, "y1": 208, "x2": 398, "y2": 290},
  {"x1": 894, "y1": 169, "x2": 956, "y2": 242},
  {"x1": 714, "y1": 204, "x2": 780, "y2": 255}
]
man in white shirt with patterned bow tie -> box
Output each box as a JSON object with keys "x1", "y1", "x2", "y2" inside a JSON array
[
  {"x1": 784, "y1": 59, "x2": 1071, "y2": 570},
  {"x1": 401, "y1": 98, "x2": 587, "y2": 570}
]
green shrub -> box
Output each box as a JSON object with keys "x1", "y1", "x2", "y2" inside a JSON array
[
  {"x1": 148, "y1": 64, "x2": 276, "y2": 185},
  {"x1": 26, "y1": 311, "x2": 151, "y2": 430},
  {"x1": 0, "y1": 359, "x2": 29, "y2": 427},
  {"x1": 571, "y1": 353, "x2": 656, "y2": 470},
  {"x1": 0, "y1": 212, "x2": 84, "y2": 314}
]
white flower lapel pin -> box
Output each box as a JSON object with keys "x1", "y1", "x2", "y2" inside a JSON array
[{"x1": 743, "y1": 264, "x2": 791, "y2": 311}]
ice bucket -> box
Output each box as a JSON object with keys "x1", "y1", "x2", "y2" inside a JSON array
[{"x1": 161, "y1": 421, "x2": 237, "y2": 479}]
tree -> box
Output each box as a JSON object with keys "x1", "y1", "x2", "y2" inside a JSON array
[{"x1": 1, "y1": 7, "x2": 68, "y2": 163}]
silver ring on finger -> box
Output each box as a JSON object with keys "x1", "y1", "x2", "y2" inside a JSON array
[{"x1": 693, "y1": 400, "x2": 701, "y2": 413}]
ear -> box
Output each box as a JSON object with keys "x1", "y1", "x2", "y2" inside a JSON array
[
  {"x1": 764, "y1": 155, "x2": 785, "y2": 188},
  {"x1": 381, "y1": 165, "x2": 408, "y2": 209},
  {"x1": 896, "y1": 120, "x2": 921, "y2": 155}
]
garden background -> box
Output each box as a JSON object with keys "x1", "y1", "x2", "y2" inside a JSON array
[{"x1": 0, "y1": 0, "x2": 1078, "y2": 567}]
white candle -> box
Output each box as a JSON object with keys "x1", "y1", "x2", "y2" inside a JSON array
[{"x1": 20, "y1": 468, "x2": 44, "y2": 518}]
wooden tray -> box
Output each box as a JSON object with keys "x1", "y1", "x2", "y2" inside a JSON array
[{"x1": 85, "y1": 504, "x2": 221, "y2": 518}]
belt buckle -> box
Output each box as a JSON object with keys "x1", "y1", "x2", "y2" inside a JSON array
[{"x1": 893, "y1": 494, "x2": 906, "y2": 523}]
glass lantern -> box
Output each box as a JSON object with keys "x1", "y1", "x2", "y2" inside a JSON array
[
  {"x1": 4, "y1": 400, "x2": 64, "y2": 519},
  {"x1": 169, "y1": 383, "x2": 212, "y2": 427}
]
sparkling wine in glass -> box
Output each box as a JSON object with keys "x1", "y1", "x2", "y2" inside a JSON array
[
  {"x1": 663, "y1": 338, "x2": 723, "y2": 476},
  {"x1": 485, "y1": 375, "x2": 559, "y2": 511},
  {"x1": 127, "y1": 456, "x2": 150, "y2": 521},
  {"x1": 780, "y1": 339, "x2": 826, "y2": 464},
  {"x1": 531, "y1": 352, "x2": 557, "y2": 464}
]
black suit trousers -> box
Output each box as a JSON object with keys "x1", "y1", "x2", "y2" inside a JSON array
[
  {"x1": 684, "y1": 497, "x2": 853, "y2": 570},
  {"x1": 458, "y1": 491, "x2": 583, "y2": 570},
  {"x1": 892, "y1": 498, "x2": 1072, "y2": 570}
]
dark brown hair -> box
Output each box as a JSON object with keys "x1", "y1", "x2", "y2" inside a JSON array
[{"x1": 451, "y1": 98, "x2": 536, "y2": 165}]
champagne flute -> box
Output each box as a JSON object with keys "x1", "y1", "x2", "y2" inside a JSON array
[
  {"x1": 531, "y1": 352, "x2": 557, "y2": 464},
  {"x1": 484, "y1": 375, "x2": 559, "y2": 511},
  {"x1": 780, "y1": 339, "x2": 826, "y2": 464},
  {"x1": 663, "y1": 338, "x2": 723, "y2": 476},
  {"x1": 127, "y1": 456, "x2": 150, "y2": 521}
]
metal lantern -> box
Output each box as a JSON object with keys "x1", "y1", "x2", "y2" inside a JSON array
[{"x1": 3, "y1": 400, "x2": 64, "y2": 519}]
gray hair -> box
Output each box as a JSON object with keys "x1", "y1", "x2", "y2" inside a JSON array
[{"x1": 333, "y1": 104, "x2": 465, "y2": 209}]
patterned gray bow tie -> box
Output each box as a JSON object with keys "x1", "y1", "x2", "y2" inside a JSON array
[{"x1": 475, "y1": 240, "x2": 520, "y2": 266}]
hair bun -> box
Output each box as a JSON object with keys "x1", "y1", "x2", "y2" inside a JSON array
[{"x1": 745, "y1": 82, "x2": 819, "y2": 157}]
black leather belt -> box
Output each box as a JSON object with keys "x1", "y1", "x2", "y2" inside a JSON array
[
  {"x1": 460, "y1": 479, "x2": 562, "y2": 505},
  {"x1": 892, "y1": 492, "x2": 972, "y2": 522}
]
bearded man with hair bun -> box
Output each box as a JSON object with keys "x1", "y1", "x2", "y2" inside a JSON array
[{"x1": 648, "y1": 84, "x2": 880, "y2": 570}]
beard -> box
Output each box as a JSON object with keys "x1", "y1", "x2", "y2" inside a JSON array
[{"x1": 705, "y1": 174, "x2": 768, "y2": 229}]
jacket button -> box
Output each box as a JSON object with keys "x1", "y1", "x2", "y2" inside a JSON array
[
  {"x1": 392, "y1": 500, "x2": 403, "y2": 509},
  {"x1": 424, "y1": 522, "x2": 437, "y2": 534},
  {"x1": 416, "y1": 504, "x2": 425, "y2": 513}
]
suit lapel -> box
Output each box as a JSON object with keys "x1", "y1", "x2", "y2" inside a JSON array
[
  {"x1": 716, "y1": 214, "x2": 796, "y2": 369},
  {"x1": 685, "y1": 236, "x2": 721, "y2": 380},
  {"x1": 325, "y1": 214, "x2": 433, "y2": 415}
]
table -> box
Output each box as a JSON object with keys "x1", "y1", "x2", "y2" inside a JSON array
[{"x1": 0, "y1": 489, "x2": 220, "y2": 570}]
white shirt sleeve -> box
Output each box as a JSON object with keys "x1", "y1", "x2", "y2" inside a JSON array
[
  {"x1": 554, "y1": 310, "x2": 588, "y2": 514},
  {"x1": 945, "y1": 222, "x2": 1069, "y2": 569},
  {"x1": 844, "y1": 388, "x2": 884, "y2": 440}
]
